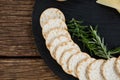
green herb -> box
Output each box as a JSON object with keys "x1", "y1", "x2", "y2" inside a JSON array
[
  {"x1": 109, "y1": 47, "x2": 120, "y2": 55},
  {"x1": 67, "y1": 18, "x2": 120, "y2": 59}
]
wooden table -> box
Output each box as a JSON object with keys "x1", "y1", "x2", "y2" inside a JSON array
[{"x1": 0, "y1": 0, "x2": 60, "y2": 79}]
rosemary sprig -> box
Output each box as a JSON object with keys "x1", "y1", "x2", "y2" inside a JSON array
[
  {"x1": 67, "y1": 18, "x2": 116, "y2": 59},
  {"x1": 109, "y1": 47, "x2": 120, "y2": 55}
]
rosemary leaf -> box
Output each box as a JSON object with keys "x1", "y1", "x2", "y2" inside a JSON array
[
  {"x1": 109, "y1": 47, "x2": 120, "y2": 54},
  {"x1": 67, "y1": 18, "x2": 111, "y2": 59},
  {"x1": 67, "y1": 18, "x2": 120, "y2": 59}
]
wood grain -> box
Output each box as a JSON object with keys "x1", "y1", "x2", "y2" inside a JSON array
[
  {"x1": 0, "y1": 0, "x2": 61, "y2": 79},
  {"x1": 0, "y1": 59, "x2": 60, "y2": 80},
  {"x1": 0, "y1": 0, "x2": 39, "y2": 56}
]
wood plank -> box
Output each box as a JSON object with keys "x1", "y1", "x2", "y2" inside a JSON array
[
  {"x1": 0, "y1": 0, "x2": 60, "y2": 80},
  {"x1": 0, "y1": 0, "x2": 40, "y2": 56},
  {"x1": 0, "y1": 59, "x2": 60, "y2": 80}
]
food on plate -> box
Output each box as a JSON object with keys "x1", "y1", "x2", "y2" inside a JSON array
[
  {"x1": 40, "y1": 8, "x2": 120, "y2": 80},
  {"x1": 68, "y1": 20, "x2": 111, "y2": 59},
  {"x1": 76, "y1": 58, "x2": 96, "y2": 80},
  {"x1": 45, "y1": 28, "x2": 71, "y2": 49},
  {"x1": 42, "y1": 19, "x2": 67, "y2": 38},
  {"x1": 68, "y1": 52, "x2": 90, "y2": 77},
  {"x1": 87, "y1": 59, "x2": 105, "y2": 80},
  {"x1": 49, "y1": 35, "x2": 71, "y2": 59},
  {"x1": 115, "y1": 56, "x2": 120, "y2": 77},
  {"x1": 60, "y1": 48, "x2": 80, "y2": 74},
  {"x1": 54, "y1": 41, "x2": 80, "y2": 64},
  {"x1": 96, "y1": 0, "x2": 120, "y2": 13},
  {"x1": 102, "y1": 58, "x2": 120, "y2": 80},
  {"x1": 68, "y1": 19, "x2": 120, "y2": 59},
  {"x1": 40, "y1": 8, "x2": 65, "y2": 27}
]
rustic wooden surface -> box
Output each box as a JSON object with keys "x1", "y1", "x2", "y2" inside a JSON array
[{"x1": 0, "y1": 0, "x2": 60, "y2": 79}]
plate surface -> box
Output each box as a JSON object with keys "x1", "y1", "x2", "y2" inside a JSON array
[{"x1": 32, "y1": 0, "x2": 120, "y2": 80}]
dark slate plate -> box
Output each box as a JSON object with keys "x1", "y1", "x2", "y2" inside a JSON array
[{"x1": 32, "y1": 0, "x2": 120, "y2": 80}]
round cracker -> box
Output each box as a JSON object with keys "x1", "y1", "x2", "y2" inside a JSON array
[
  {"x1": 40, "y1": 8, "x2": 65, "y2": 27},
  {"x1": 48, "y1": 35, "x2": 71, "y2": 59},
  {"x1": 54, "y1": 41, "x2": 80, "y2": 64},
  {"x1": 87, "y1": 59, "x2": 105, "y2": 80},
  {"x1": 102, "y1": 58, "x2": 120, "y2": 80},
  {"x1": 115, "y1": 56, "x2": 120, "y2": 77},
  {"x1": 68, "y1": 52, "x2": 90, "y2": 77},
  {"x1": 45, "y1": 28, "x2": 71, "y2": 48},
  {"x1": 42, "y1": 19, "x2": 67, "y2": 38},
  {"x1": 60, "y1": 48, "x2": 80, "y2": 74},
  {"x1": 76, "y1": 58, "x2": 96, "y2": 80}
]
